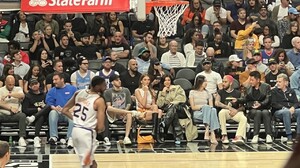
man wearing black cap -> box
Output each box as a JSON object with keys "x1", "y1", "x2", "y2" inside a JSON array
[
  {"x1": 252, "y1": 50, "x2": 269, "y2": 74},
  {"x1": 239, "y1": 58, "x2": 266, "y2": 88},
  {"x1": 255, "y1": 4, "x2": 277, "y2": 39},
  {"x1": 195, "y1": 58, "x2": 223, "y2": 94},
  {"x1": 22, "y1": 78, "x2": 51, "y2": 148},
  {"x1": 136, "y1": 47, "x2": 171, "y2": 74},
  {"x1": 205, "y1": 0, "x2": 227, "y2": 25},
  {"x1": 103, "y1": 74, "x2": 137, "y2": 145},
  {"x1": 70, "y1": 56, "x2": 95, "y2": 90},
  {"x1": 95, "y1": 56, "x2": 119, "y2": 89},
  {"x1": 78, "y1": 33, "x2": 102, "y2": 60},
  {"x1": 265, "y1": 58, "x2": 288, "y2": 88}
]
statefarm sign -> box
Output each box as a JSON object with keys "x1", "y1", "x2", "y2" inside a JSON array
[{"x1": 21, "y1": 0, "x2": 130, "y2": 13}]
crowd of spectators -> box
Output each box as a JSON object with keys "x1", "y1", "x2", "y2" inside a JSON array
[{"x1": 1, "y1": 0, "x2": 300, "y2": 147}]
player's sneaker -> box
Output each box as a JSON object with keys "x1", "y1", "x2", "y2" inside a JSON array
[
  {"x1": 104, "y1": 137, "x2": 111, "y2": 146},
  {"x1": 18, "y1": 137, "x2": 27, "y2": 147},
  {"x1": 48, "y1": 137, "x2": 57, "y2": 145},
  {"x1": 67, "y1": 138, "x2": 73, "y2": 148},
  {"x1": 34, "y1": 136, "x2": 41, "y2": 148},
  {"x1": 123, "y1": 137, "x2": 132, "y2": 145}
]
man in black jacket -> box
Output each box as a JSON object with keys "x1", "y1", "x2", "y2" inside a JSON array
[
  {"x1": 236, "y1": 71, "x2": 272, "y2": 144},
  {"x1": 271, "y1": 73, "x2": 300, "y2": 144},
  {"x1": 22, "y1": 78, "x2": 51, "y2": 148}
]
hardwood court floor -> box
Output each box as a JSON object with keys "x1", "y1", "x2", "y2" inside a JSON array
[{"x1": 50, "y1": 152, "x2": 291, "y2": 168}]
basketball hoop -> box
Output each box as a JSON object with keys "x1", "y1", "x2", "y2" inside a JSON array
[{"x1": 146, "y1": 0, "x2": 189, "y2": 37}]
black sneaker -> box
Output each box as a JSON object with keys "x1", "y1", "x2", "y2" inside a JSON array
[{"x1": 48, "y1": 137, "x2": 57, "y2": 145}]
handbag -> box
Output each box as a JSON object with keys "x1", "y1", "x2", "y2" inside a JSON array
[{"x1": 137, "y1": 126, "x2": 154, "y2": 144}]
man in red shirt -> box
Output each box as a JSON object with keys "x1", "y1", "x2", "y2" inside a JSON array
[{"x1": 3, "y1": 41, "x2": 30, "y2": 65}]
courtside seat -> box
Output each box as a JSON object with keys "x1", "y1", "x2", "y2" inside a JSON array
[{"x1": 272, "y1": 116, "x2": 297, "y2": 138}]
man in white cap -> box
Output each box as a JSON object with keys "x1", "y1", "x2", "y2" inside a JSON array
[{"x1": 224, "y1": 54, "x2": 245, "y2": 81}]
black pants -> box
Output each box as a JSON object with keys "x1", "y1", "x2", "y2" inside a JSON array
[
  {"x1": 249, "y1": 109, "x2": 272, "y2": 136},
  {"x1": 163, "y1": 105, "x2": 183, "y2": 140},
  {"x1": 24, "y1": 105, "x2": 51, "y2": 136},
  {"x1": 0, "y1": 112, "x2": 26, "y2": 137}
]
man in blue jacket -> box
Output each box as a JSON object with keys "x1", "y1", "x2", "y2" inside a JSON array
[
  {"x1": 290, "y1": 66, "x2": 300, "y2": 100},
  {"x1": 46, "y1": 72, "x2": 77, "y2": 148}
]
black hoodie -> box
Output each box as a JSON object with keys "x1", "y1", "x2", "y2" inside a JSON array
[{"x1": 22, "y1": 90, "x2": 46, "y2": 116}]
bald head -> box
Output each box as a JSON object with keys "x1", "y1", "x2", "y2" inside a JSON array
[
  {"x1": 5, "y1": 75, "x2": 15, "y2": 91},
  {"x1": 128, "y1": 58, "x2": 138, "y2": 72},
  {"x1": 206, "y1": 47, "x2": 215, "y2": 58}
]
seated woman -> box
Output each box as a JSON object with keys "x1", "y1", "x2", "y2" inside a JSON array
[
  {"x1": 189, "y1": 75, "x2": 219, "y2": 144},
  {"x1": 0, "y1": 63, "x2": 23, "y2": 88},
  {"x1": 156, "y1": 36, "x2": 169, "y2": 61},
  {"x1": 281, "y1": 21, "x2": 300, "y2": 49},
  {"x1": 258, "y1": 25, "x2": 280, "y2": 48},
  {"x1": 148, "y1": 58, "x2": 166, "y2": 91},
  {"x1": 273, "y1": 48, "x2": 295, "y2": 76},
  {"x1": 185, "y1": 12, "x2": 209, "y2": 39},
  {"x1": 156, "y1": 74, "x2": 186, "y2": 144},
  {"x1": 23, "y1": 64, "x2": 46, "y2": 94},
  {"x1": 135, "y1": 74, "x2": 163, "y2": 142},
  {"x1": 10, "y1": 11, "x2": 35, "y2": 42},
  {"x1": 37, "y1": 48, "x2": 53, "y2": 77}
]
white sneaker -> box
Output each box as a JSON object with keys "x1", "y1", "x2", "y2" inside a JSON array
[
  {"x1": 67, "y1": 138, "x2": 73, "y2": 148},
  {"x1": 48, "y1": 137, "x2": 57, "y2": 145},
  {"x1": 104, "y1": 137, "x2": 111, "y2": 146},
  {"x1": 131, "y1": 110, "x2": 140, "y2": 118},
  {"x1": 266, "y1": 135, "x2": 273, "y2": 143},
  {"x1": 18, "y1": 137, "x2": 27, "y2": 147},
  {"x1": 34, "y1": 137, "x2": 41, "y2": 148},
  {"x1": 123, "y1": 137, "x2": 132, "y2": 145},
  {"x1": 251, "y1": 135, "x2": 259, "y2": 144},
  {"x1": 60, "y1": 138, "x2": 67, "y2": 145},
  {"x1": 26, "y1": 115, "x2": 35, "y2": 125}
]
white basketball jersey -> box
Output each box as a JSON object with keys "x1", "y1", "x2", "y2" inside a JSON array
[{"x1": 73, "y1": 89, "x2": 100, "y2": 129}]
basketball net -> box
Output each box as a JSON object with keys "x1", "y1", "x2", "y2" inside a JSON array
[{"x1": 154, "y1": 3, "x2": 189, "y2": 37}]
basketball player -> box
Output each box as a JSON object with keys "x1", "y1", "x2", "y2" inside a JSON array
[{"x1": 62, "y1": 76, "x2": 107, "y2": 168}]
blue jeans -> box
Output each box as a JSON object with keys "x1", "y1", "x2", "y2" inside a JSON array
[
  {"x1": 274, "y1": 108, "x2": 300, "y2": 135},
  {"x1": 49, "y1": 110, "x2": 74, "y2": 138},
  {"x1": 194, "y1": 105, "x2": 220, "y2": 131}
]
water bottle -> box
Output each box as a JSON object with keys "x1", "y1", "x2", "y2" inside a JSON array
[{"x1": 9, "y1": 136, "x2": 12, "y2": 145}]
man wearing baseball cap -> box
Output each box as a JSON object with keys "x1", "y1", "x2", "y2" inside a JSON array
[
  {"x1": 95, "y1": 56, "x2": 119, "y2": 89},
  {"x1": 278, "y1": 7, "x2": 299, "y2": 40},
  {"x1": 265, "y1": 58, "x2": 288, "y2": 87},
  {"x1": 256, "y1": 4, "x2": 277, "y2": 38},
  {"x1": 224, "y1": 54, "x2": 245, "y2": 81},
  {"x1": 239, "y1": 58, "x2": 266, "y2": 88},
  {"x1": 204, "y1": 0, "x2": 227, "y2": 25},
  {"x1": 70, "y1": 56, "x2": 95, "y2": 90}
]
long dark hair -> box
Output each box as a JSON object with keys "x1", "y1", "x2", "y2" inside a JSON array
[
  {"x1": 2, "y1": 64, "x2": 14, "y2": 77},
  {"x1": 158, "y1": 74, "x2": 174, "y2": 91},
  {"x1": 193, "y1": 75, "x2": 206, "y2": 90},
  {"x1": 184, "y1": 29, "x2": 197, "y2": 45},
  {"x1": 23, "y1": 63, "x2": 44, "y2": 81},
  {"x1": 138, "y1": 74, "x2": 155, "y2": 99},
  {"x1": 190, "y1": 12, "x2": 203, "y2": 29},
  {"x1": 273, "y1": 48, "x2": 290, "y2": 64},
  {"x1": 37, "y1": 48, "x2": 50, "y2": 63},
  {"x1": 147, "y1": 60, "x2": 159, "y2": 81}
]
